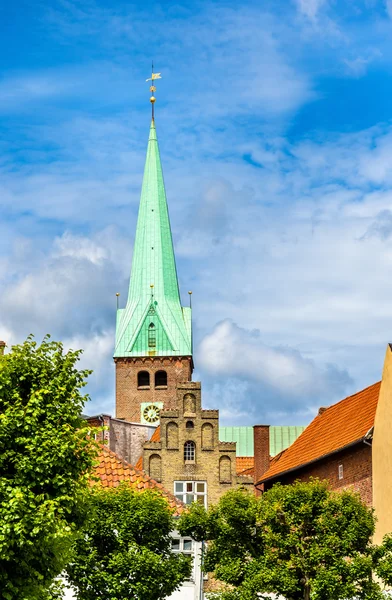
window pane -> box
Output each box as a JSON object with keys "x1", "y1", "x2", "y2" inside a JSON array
[
  {"x1": 183, "y1": 539, "x2": 192, "y2": 551},
  {"x1": 171, "y1": 539, "x2": 180, "y2": 551},
  {"x1": 186, "y1": 482, "x2": 193, "y2": 492},
  {"x1": 197, "y1": 495, "x2": 205, "y2": 505},
  {"x1": 175, "y1": 494, "x2": 183, "y2": 502},
  {"x1": 175, "y1": 482, "x2": 184, "y2": 493},
  {"x1": 186, "y1": 494, "x2": 194, "y2": 505},
  {"x1": 196, "y1": 483, "x2": 205, "y2": 493}
]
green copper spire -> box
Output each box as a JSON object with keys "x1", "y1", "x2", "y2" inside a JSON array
[{"x1": 114, "y1": 120, "x2": 192, "y2": 358}]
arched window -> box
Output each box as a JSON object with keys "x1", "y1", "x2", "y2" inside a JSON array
[
  {"x1": 186, "y1": 421, "x2": 194, "y2": 430},
  {"x1": 219, "y1": 456, "x2": 231, "y2": 482},
  {"x1": 155, "y1": 370, "x2": 167, "y2": 387},
  {"x1": 202, "y1": 423, "x2": 213, "y2": 449},
  {"x1": 137, "y1": 371, "x2": 150, "y2": 388},
  {"x1": 166, "y1": 422, "x2": 179, "y2": 449},
  {"x1": 184, "y1": 440, "x2": 196, "y2": 462},
  {"x1": 183, "y1": 393, "x2": 196, "y2": 414},
  {"x1": 149, "y1": 454, "x2": 162, "y2": 482},
  {"x1": 148, "y1": 323, "x2": 156, "y2": 348}
]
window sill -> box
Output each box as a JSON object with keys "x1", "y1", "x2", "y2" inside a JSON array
[
  {"x1": 155, "y1": 385, "x2": 168, "y2": 390},
  {"x1": 137, "y1": 386, "x2": 150, "y2": 390},
  {"x1": 184, "y1": 460, "x2": 196, "y2": 465}
]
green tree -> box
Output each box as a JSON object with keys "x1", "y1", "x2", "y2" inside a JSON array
[
  {"x1": 66, "y1": 484, "x2": 191, "y2": 599},
  {"x1": 179, "y1": 480, "x2": 385, "y2": 600},
  {"x1": 0, "y1": 336, "x2": 98, "y2": 600}
]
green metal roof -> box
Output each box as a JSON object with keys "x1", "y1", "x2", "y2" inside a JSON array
[
  {"x1": 219, "y1": 426, "x2": 305, "y2": 457},
  {"x1": 115, "y1": 120, "x2": 192, "y2": 358}
]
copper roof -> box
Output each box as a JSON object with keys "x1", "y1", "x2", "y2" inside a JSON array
[
  {"x1": 94, "y1": 446, "x2": 184, "y2": 515},
  {"x1": 259, "y1": 381, "x2": 380, "y2": 484}
]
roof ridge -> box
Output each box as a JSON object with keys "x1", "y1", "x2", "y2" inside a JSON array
[
  {"x1": 258, "y1": 380, "x2": 381, "y2": 484},
  {"x1": 320, "y1": 380, "x2": 381, "y2": 415}
]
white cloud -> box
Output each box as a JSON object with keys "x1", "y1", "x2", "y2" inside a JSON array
[
  {"x1": 296, "y1": 0, "x2": 327, "y2": 21},
  {"x1": 198, "y1": 320, "x2": 351, "y2": 399},
  {"x1": 54, "y1": 232, "x2": 108, "y2": 265}
]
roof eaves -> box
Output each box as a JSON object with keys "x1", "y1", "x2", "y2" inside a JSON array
[{"x1": 257, "y1": 436, "x2": 366, "y2": 486}]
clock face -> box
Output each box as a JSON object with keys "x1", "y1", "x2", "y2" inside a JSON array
[{"x1": 143, "y1": 404, "x2": 161, "y2": 424}]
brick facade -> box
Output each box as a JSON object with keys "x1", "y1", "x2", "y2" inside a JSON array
[
  {"x1": 253, "y1": 425, "x2": 270, "y2": 495},
  {"x1": 263, "y1": 442, "x2": 373, "y2": 506},
  {"x1": 115, "y1": 355, "x2": 193, "y2": 422},
  {"x1": 142, "y1": 381, "x2": 253, "y2": 507}
]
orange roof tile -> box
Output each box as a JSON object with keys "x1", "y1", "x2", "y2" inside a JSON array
[
  {"x1": 259, "y1": 381, "x2": 380, "y2": 484},
  {"x1": 151, "y1": 425, "x2": 161, "y2": 442},
  {"x1": 135, "y1": 455, "x2": 143, "y2": 470},
  {"x1": 236, "y1": 456, "x2": 254, "y2": 476},
  {"x1": 93, "y1": 446, "x2": 184, "y2": 515}
]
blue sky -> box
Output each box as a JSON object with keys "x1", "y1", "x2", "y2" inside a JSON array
[{"x1": 2, "y1": 0, "x2": 392, "y2": 425}]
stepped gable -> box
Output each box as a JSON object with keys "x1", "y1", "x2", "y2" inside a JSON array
[
  {"x1": 141, "y1": 427, "x2": 256, "y2": 477},
  {"x1": 94, "y1": 446, "x2": 184, "y2": 515},
  {"x1": 260, "y1": 381, "x2": 381, "y2": 484}
]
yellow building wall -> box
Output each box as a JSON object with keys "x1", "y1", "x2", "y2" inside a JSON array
[{"x1": 373, "y1": 344, "x2": 392, "y2": 545}]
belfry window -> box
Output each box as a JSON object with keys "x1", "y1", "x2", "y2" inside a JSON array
[
  {"x1": 184, "y1": 440, "x2": 196, "y2": 462},
  {"x1": 155, "y1": 370, "x2": 167, "y2": 387},
  {"x1": 148, "y1": 323, "x2": 156, "y2": 348},
  {"x1": 137, "y1": 371, "x2": 150, "y2": 388}
]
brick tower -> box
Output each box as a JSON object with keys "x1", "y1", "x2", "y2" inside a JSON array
[{"x1": 114, "y1": 110, "x2": 193, "y2": 424}]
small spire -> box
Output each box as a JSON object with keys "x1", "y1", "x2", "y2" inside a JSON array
[{"x1": 146, "y1": 62, "x2": 162, "y2": 121}]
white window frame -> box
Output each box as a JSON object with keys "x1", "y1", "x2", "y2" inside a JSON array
[
  {"x1": 174, "y1": 480, "x2": 207, "y2": 507},
  {"x1": 171, "y1": 535, "x2": 195, "y2": 581},
  {"x1": 338, "y1": 464, "x2": 344, "y2": 480},
  {"x1": 184, "y1": 440, "x2": 196, "y2": 462}
]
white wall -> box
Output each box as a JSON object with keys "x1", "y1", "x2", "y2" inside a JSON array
[{"x1": 60, "y1": 538, "x2": 203, "y2": 600}]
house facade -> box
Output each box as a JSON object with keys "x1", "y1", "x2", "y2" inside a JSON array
[{"x1": 256, "y1": 344, "x2": 392, "y2": 544}]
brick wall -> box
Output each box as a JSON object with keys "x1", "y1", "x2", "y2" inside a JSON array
[
  {"x1": 115, "y1": 356, "x2": 193, "y2": 422},
  {"x1": 253, "y1": 425, "x2": 270, "y2": 495},
  {"x1": 265, "y1": 443, "x2": 372, "y2": 506}
]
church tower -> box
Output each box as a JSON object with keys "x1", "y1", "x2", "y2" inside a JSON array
[{"x1": 114, "y1": 89, "x2": 193, "y2": 424}]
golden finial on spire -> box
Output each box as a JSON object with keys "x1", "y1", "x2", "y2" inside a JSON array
[{"x1": 146, "y1": 62, "x2": 162, "y2": 120}]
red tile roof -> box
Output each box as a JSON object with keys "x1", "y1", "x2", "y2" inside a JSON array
[
  {"x1": 259, "y1": 381, "x2": 380, "y2": 484},
  {"x1": 236, "y1": 456, "x2": 254, "y2": 476},
  {"x1": 94, "y1": 446, "x2": 184, "y2": 515},
  {"x1": 151, "y1": 425, "x2": 161, "y2": 442}
]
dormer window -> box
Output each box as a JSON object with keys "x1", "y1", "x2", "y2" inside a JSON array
[{"x1": 148, "y1": 323, "x2": 156, "y2": 348}]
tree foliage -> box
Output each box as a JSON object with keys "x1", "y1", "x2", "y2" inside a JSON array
[
  {"x1": 0, "y1": 336, "x2": 98, "y2": 600},
  {"x1": 66, "y1": 484, "x2": 192, "y2": 600},
  {"x1": 179, "y1": 480, "x2": 386, "y2": 600}
]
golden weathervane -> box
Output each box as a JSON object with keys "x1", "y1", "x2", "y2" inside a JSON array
[{"x1": 146, "y1": 62, "x2": 161, "y2": 120}]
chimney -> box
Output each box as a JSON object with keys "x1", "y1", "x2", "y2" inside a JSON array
[
  {"x1": 0, "y1": 341, "x2": 5, "y2": 356},
  {"x1": 253, "y1": 425, "x2": 270, "y2": 495}
]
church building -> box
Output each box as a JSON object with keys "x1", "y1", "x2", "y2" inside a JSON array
[{"x1": 111, "y1": 79, "x2": 254, "y2": 506}]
